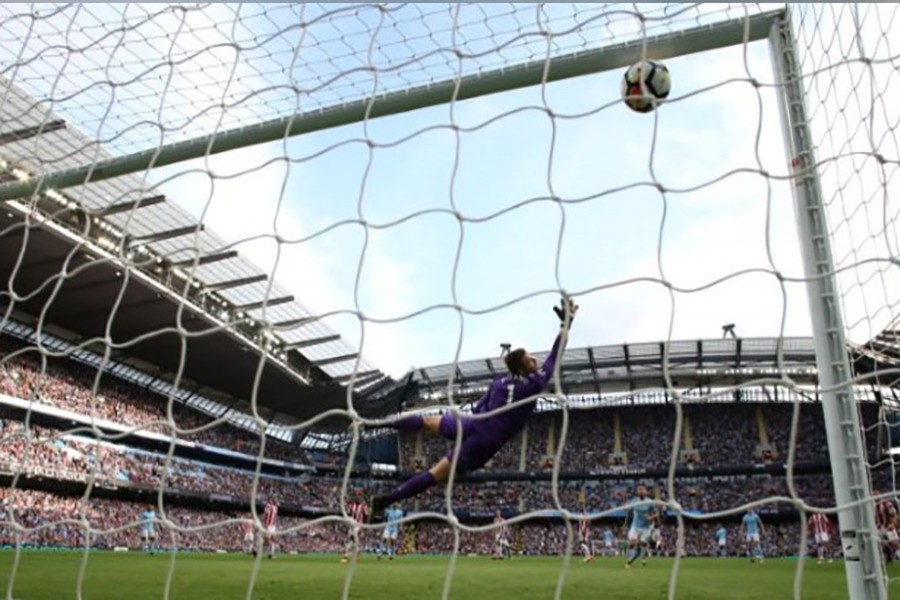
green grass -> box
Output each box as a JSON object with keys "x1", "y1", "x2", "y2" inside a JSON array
[{"x1": 1, "y1": 551, "x2": 899, "y2": 599}]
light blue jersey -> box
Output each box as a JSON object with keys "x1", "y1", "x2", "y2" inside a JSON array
[
  {"x1": 140, "y1": 510, "x2": 156, "y2": 533},
  {"x1": 742, "y1": 512, "x2": 762, "y2": 536},
  {"x1": 603, "y1": 529, "x2": 615, "y2": 544},
  {"x1": 629, "y1": 499, "x2": 654, "y2": 529},
  {"x1": 715, "y1": 527, "x2": 727, "y2": 544},
  {"x1": 385, "y1": 508, "x2": 403, "y2": 535}
]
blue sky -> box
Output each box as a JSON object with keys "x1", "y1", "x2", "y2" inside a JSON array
[{"x1": 3, "y1": 4, "x2": 896, "y2": 378}]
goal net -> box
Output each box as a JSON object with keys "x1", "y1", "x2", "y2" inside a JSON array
[{"x1": 0, "y1": 3, "x2": 896, "y2": 599}]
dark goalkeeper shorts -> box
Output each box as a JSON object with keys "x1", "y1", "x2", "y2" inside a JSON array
[{"x1": 438, "y1": 412, "x2": 503, "y2": 474}]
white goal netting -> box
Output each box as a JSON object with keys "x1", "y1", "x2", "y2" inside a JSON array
[{"x1": 0, "y1": 3, "x2": 897, "y2": 599}]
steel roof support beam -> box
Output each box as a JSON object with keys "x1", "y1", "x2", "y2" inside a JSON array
[
  {"x1": 128, "y1": 224, "x2": 204, "y2": 245},
  {"x1": 273, "y1": 316, "x2": 318, "y2": 330},
  {"x1": 205, "y1": 274, "x2": 267, "y2": 292},
  {"x1": 0, "y1": 119, "x2": 67, "y2": 145},
  {"x1": 419, "y1": 368, "x2": 436, "y2": 396},
  {"x1": 334, "y1": 369, "x2": 380, "y2": 383},
  {"x1": 485, "y1": 358, "x2": 496, "y2": 377},
  {"x1": 96, "y1": 194, "x2": 166, "y2": 216},
  {"x1": 234, "y1": 295, "x2": 294, "y2": 311},
  {"x1": 170, "y1": 250, "x2": 238, "y2": 268},
  {"x1": 284, "y1": 334, "x2": 340, "y2": 350},
  {"x1": 587, "y1": 347, "x2": 601, "y2": 396},
  {"x1": 312, "y1": 352, "x2": 358, "y2": 367},
  {"x1": 623, "y1": 344, "x2": 634, "y2": 392}
]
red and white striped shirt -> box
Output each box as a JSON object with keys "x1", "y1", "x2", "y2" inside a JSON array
[
  {"x1": 349, "y1": 501, "x2": 369, "y2": 525},
  {"x1": 494, "y1": 515, "x2": 508, "y2": 541},
  {"x1": 876, "y1": 499, "x2": 897, "y2": 529},
  {"x1": 263, "y1": 502, "x2": 278, "y2": 529},
  {"x1": 578, "y1": 520, "x2": 591, "y2": 543},
  {"x1": 808, "y1": 513, "x2": 831, "y2": 536}
]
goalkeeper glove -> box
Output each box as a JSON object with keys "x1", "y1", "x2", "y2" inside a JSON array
[{"x1": 553, "y1": 297, "x2": 577, "y2": 327}]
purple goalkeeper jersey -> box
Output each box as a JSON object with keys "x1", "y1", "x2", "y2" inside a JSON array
[{"x1": 469, "y1": 332, "x2": 564, "y2": 443}]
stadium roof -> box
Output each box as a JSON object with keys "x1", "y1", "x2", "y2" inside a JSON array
[
  {"x1": 0, "y1": 76, "x2": 387, "y2": 422},
  {"x1": 411, "y1": 337, "x2": 822, "y2": 405}
]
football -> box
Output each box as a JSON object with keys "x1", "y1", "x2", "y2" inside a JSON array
[{"x1": 621, "y1": 59, "x2": 671, "y2": 113}]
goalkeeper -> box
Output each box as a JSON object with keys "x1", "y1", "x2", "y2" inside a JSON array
[{"x1": 372, "y1": 297, "x2": 578, "y2": 516}]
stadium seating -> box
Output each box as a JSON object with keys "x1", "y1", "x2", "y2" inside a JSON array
[{"x1": 0, "y1": 333, "x2": 889, "y2": 557}]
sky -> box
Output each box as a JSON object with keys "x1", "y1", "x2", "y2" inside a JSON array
[{"x1": 0, "y1": 3, "x2": 897, "y2": 379}]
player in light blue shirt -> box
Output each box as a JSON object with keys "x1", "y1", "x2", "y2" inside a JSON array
[
  {"x1": 603, "y1": 528, "x2": 616, "y2": 557},
  {"x1": 714, "y1": 526, "x2": 728, "y2": 557},
  {"x1": 741, "y1": 510, "x2": 765, "y2": 562},
  {"x1": 625, "y1": 485, "x2": 656, "y2": 568},
  {"x1": 139, "y1": 509, "x2": 156, "y2": 554},
  {"x1": 379, "y1": 507, "x2": 404, "y2": 560}
]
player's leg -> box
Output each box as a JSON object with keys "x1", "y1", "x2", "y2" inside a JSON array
[
  {"x1": 373, "y1": 434, "x2": 497, "y2": 517},
  {"x1": 268, "y1": 532, "x2": 277, "y2": 559},
  {"x1": 625, "y1": 529, "x2": 641, "y2": 567},
  {"x1": 391, "y1": 412, "x2": 467, "y2": 438},
  {"x1": 373, "y1": 457, "x2": 450, "y2": 519},
  {"x1": 342, "y1": 530, "x2": 354, "y2": 563}
]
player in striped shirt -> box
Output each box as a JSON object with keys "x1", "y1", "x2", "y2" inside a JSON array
[
  {"x1": 578, "y1": 519, "x2": 594, "y2": 563},
  {"x1": 263, "y1": 500, "x2": 279, "y2": 559},
  {"x1": 807, "y1": 512, "x2": 833, "y2": 564},
  {"x1": 342, "y1": 498, "x2": 369, "y2": 564},
  {"x1": 493, "y1": 512, "x2": 512, "y2": 560},
  {"x1": 242, "y1": 518, "x2": 256, "y2": 555},
  {"x1": 875, "y1": 493, "x2": 898, "y2": 563}
]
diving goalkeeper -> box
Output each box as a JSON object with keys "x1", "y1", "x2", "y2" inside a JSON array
[{"x1": 372, "y1": 297, "x2": 578, "y2": 516}]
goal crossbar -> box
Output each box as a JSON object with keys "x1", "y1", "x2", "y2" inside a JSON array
[{"x1": 0, "y1": 9, "x2": 783, "y2": 204}]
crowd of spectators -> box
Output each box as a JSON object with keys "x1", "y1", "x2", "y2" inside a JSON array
[
  {"x1": 399, "y1": 402, "x2": 881, "y2": 473},
  {"x1": 0, "y1": 332, "x2": 895, "y2": 558},
  {"x1": 0, "y1": 336, "x2": 305, "y2": 464},
  {"x1": 0, "y1": 486, "x2": 816, "y2": 558}
]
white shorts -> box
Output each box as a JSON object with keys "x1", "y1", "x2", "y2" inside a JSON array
[
  {"x1": 605, "y1": 541, "x2": 614, "y2": 549},
  {"x1": 266, "y1": 525, "x2": 276, "y2": 535},
  {"x1": 628, "y1": 527, "x2": 651, "y2": 543},
  {"x1": 141, "y1": 530, "x2": 155, "y2": 540},
  {"x1": 814, "y1": 532, "x2": 830, "y2": 545},
  {"x1": 718, "y1": 541, "x2": 726, "y2": 548},
  {"x1": 880, "y1": 529, "x2": 898, "y2": 543},
  {"x1": 244, "y1": 532, "x2": 254, "y2": 543},
  {"x1": 650, "y1": 529, "x2": 661, "y2": 543},
  {"x1": 382, "y1": 529, "x2": 398, "y2": 541},
  {"x1": 746, "y1": 533, "x2": 760, "y2": 543}
]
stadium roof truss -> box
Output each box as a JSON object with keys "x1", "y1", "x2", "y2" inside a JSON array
[
  {"x1": 0, "y1": 76, "x2": 388, "y2": 423},
  {"x1": 412, "y1": 337, "x2": 824, "y2": 405}
]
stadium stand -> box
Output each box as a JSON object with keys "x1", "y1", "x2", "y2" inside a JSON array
[{"x1": 0, "y1": 330, "x2": 893, "y2": 558}]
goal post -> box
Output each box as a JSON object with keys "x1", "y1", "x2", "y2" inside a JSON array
[
  {"x1": 768, "y1": 10, "x2": 886, "y2": 600},
  {"x1": 1, "y1": 4, "x2": 897, "y2": 599},
  {"x1": 0, "y1": 9, "x2": 783, "y2": 205}
]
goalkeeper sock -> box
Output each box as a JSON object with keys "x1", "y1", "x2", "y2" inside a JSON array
[{"x1": 382, "y1": 471, "x2": 436, "y2": 505}]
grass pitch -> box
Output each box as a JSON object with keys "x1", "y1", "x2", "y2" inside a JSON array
[{"x1": 2, "y1": 551, "x2": 899, "y2": 599}]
